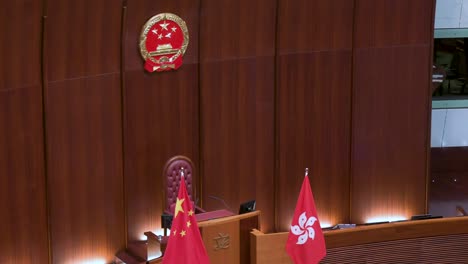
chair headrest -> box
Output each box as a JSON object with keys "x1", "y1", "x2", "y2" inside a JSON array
[{"x1": 164, "y1": 156, "x2": 195, "y2": 212}]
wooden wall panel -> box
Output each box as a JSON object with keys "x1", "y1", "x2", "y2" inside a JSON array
[
  {"x1": 354, "y1": 0, "x2": 433, "y2": 48},
  {"x1": 46, "y1": 77, "x2": 124, "y2": 263},
  {"x1": 0, "y1": 0, "x2": 43, "y2": 92},
  {"x1": 429, "y1": 147, "x2": 468, "y2": 217},
  {"x1": 276, "y1": 0, "x2": 354, "y2": 231},
  {"x1": 0, "y1": 1, "x2": 49, "y2": 263},
  {"x1": 46, "y1": 0, "x2": 122, "y2": 82},
  {"x1": 277, "y1": 0, "x2": 353, "y2": 52},
  {"x1": 200, "y1": 0, "x2": 276, "y2": 232},
  {"x1": 0, "y1": 89, "x2": 49, "y2": 264},
  {"x1": 276, "y1": 52, "x2": 352, "y2": 230},
  {"x1": 124, "y1": 0, "x2": 200, "y2": 242},
  {"x1": 351, "y1": 0, "x2": 434, "y2": 224},
  {"x1": 351, "y1": 47, "x2": 430, "y2": 223},
  {"x1": 45, "y1": 0, "x2": 125, "y2": 263}
]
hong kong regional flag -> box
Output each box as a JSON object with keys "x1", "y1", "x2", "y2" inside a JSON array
[
  {"x1": 162, "y1": 177, "x2": 210, "y2": 264},
  {"x1": 285, "y1": 170, "x2": 326, "y2": 264}
]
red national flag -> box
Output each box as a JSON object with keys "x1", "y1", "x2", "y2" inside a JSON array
[
  {"x1": 285, "y1": 172, "x2": 326, "y2": 264},
  {"x1": 162, "y1": 177, "x2": 210, "y2": 264}
]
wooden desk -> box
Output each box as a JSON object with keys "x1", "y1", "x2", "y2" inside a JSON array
[{"x1": 251, "y1": 216, "x2": 468, "y2": 264}]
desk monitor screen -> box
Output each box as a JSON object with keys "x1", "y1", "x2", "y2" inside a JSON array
[{"x1": 239, "y1": 200, "x2": 256, "y2": 214}]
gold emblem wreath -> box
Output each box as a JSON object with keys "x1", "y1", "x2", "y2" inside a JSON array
[{"x1": 139, "y1": 13, "x2": 189, "y2": 65}]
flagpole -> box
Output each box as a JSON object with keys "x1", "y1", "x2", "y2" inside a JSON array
[{"x1": 180, "y1": 166, "x2": 185, "y2": 180}]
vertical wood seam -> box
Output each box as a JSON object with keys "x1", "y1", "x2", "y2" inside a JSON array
[
  {"x1": 119, "y1": 0, "x2": 128, "y2": 248},
  {"x1": 349, "y1": 0, "x2": 358, "y2": 224},
  {"x1": 198, "y1": 0, "x2": 204, "y2": 209},
  {"x1": 425, "y1": 0, "x2": 437, "y2": 214},
  {"x1": 273, "y1": 0, "x2": 281, "y2": 232},
  {"x1": 40, "y1": 7, "x2": 52, "y2": 264}
]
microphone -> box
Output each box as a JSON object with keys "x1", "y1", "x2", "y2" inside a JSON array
[
  {"x1": 207, "y1": 195, "x2": 234, "y2": 212},
  {"x1": 456, "y1": 205, "x2": 467, "y2": 216}
]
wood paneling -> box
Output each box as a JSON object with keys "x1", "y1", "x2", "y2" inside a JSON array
[
  {"x1": 354, "y1": 0, "x2": 433, "y2": 48},
  {"x1": 46, "y1": 76, "x2": 124, "y2": 264},
  {"x1": 199, "y1": 0, "x2": 276, "y2": 59},
  {"x1": 123, "y1": 0, "x2": 200, "y2": 242},
  {"x1": 0, "y1": 0, "x2": 439, "y2": 262},
  {"x1": 198, "y1": 211, "x2": 260, "y2": 264},
  {"x1": 0, "y1": 1, "x2": 49, "y2": 263},
  {"x1": 0, "y1": 88, "x2": 49, "y2": 263},
  {"x1": 429, "y1": 147, "x2": 468, "y2": 217},
  {"x1": 350, "y1": 0, "x2": 434, "y2": 224},
  {"x1": 277, "y1": 0, "x2": 354, "y2": 52},
  {"x1": 276, "y1": 52, "x2": 352, "y2": 230},
  {"x1": 46, "y1": 0, "x2": 121, "y2": 81},
  {"x1": 45, "y1": 0, "x2": 125, "y2": 263},
  {"x1": 200, "y1": 0, "x2": 276, "y2": 232},
  {"x1": 0, "y1": 0, "x2": 43, "y2": 92},
  {"x1": 276, "y1": 0, "x2": 354, "y2": 231},
  {"x1": 431, "y1": 147, "x2": 468, "y2": 173},
  {"x1": 351, "y1": 46, "x2": 431, "y2": 223}
]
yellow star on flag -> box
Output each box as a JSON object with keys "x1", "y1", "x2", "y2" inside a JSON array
[
  {"x1": 161, "y1": 177, "x2": 210, "y2": 263},
  {"x1": 174, "y1": 198, "x2": 185, "y2": 218}
]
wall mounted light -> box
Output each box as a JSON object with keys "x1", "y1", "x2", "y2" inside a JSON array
[
  {"x1": 80, "y1": 258, "x2": 106, "y2": 264},
  {"x1": 366, "y1": 215, "x2": 407, "y2": 224}
]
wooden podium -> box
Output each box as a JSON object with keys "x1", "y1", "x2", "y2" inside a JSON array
[
  {"x1": 117, "y1": 210, "x2": 261, "y2": 264},
  {"x1": 198, "y1": 210, "x2": 260, "y2": 264}
]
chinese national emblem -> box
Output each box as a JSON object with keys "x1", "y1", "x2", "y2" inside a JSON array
[{"x1": 139, "y1": 13, "x2": 189, "y2": 73}]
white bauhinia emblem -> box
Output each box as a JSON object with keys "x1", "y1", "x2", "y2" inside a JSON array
[{"x1": 290, "y1": 212, "x2": 318, "y2": 245}]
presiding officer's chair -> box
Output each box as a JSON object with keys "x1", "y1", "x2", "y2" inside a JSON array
[{"x1": 163, "y1": 155, "x2": 205, "y2": 216}]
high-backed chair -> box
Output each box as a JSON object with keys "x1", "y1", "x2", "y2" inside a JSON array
[{"x1": 163, "y1": 155, "x2": 205, "y2": 215}]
